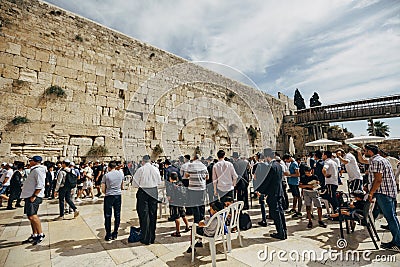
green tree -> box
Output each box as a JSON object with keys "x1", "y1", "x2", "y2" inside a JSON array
[
  {"x1": 367, "y1": 120, "x2": 390, "y2": 137},
  {"x1": 310, "y1": 92, "x2": 322, "y2": 107},
  {"x1": 294, "y1": 88, "x2": 306, "y2": 110}
]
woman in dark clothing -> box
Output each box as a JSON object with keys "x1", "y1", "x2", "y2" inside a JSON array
[{"x1": 7, "y1": 162, "x2": 24, "y2": 209}]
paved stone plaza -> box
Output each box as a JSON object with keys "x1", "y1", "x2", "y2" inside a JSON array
[{"x1": 0, "y1": 175, "x2": 399, "y2": 267}]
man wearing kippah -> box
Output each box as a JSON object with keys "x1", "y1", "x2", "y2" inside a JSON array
[
  {"x1": 132, "y1": 155, "x2": 162, "y2": 245},
  {"x1": 21, "y1": 156, "x2": 47, "y2": 245}
]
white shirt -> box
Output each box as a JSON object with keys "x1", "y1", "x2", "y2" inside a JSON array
[
  {"x1": 343, "y1": 153, "x2": 362, "y2": 181},
  {"x1": 323, "y1": 158, "x2": 339, "y2": 186},
  {"x1": 132, "y1": 162, "x2": 162, "y2": 188},
  {"x1": 180, "y1": 161, "x2": 190, "y2": 179},
  {"x1": 279, "y1": 161, "x2": 288, "y2": 183},
  {"x1": 212, "y1": 160, "x2": 237, "y2": 192},
  {"x1": 0, "y1": 169, "x2": 14, "y2": 186},
  {"x1": 20, "y1": 165, "x2": 46, "y2": 198}
]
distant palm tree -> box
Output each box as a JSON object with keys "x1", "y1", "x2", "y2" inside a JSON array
[{"x1": 367, "y1": 120, "x2": 390, "y2": 137}]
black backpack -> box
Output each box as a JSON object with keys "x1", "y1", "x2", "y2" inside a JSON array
[
  {"x1": 64, "y1": 170, "x2": 78, "y2": 188},
  {"x1": 239, "y1": 212, "x2": 252, "y2": 230}
]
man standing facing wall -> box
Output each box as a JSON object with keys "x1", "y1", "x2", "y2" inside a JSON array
[
  {"x1": 102, "y1": 161, "x2": 124, "y2": 241},
  {"x1": 132, "y1": 155, "x2": 162, "y2": 245}
]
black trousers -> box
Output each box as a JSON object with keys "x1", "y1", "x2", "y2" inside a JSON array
[
  {"x1": 282, "y1": 181, "x2": 289, "y2": 210},
  {"x1": 136, "y1": 188, "x2": 158, "y2": 244},
  {"x1": 58, "y1": 186, "x2": 76, "y2": 217},
  {"x1": 104, "y1": 195, "x2": 122, "y2": 235},
  {"x1": 326, "y1": 184, "x2": 339, "y2": 212},
  {"x1": 267, "y1": 195, "x2": 286, "y2": 238},
  {"x1": 236, "y1": 185, "x2": 249, "y2": 209},
  {"x1": 7, "y1": 187, "x2": 22, "y2": 208},
  {"x1": 187, "y1": 189, "x2": 205, "y2": 223}
]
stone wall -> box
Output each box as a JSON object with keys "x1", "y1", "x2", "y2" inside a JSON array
[{"x1": 0, "y1": 0, "x2": 292, "y2": 162}]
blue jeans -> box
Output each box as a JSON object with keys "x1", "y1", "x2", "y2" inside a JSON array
[{"x1": 374, "y1": 193, "x2": 400, "y2": 246}]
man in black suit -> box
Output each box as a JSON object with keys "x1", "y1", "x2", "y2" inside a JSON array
[{"x1": 256, "y1": 148, "x2": 287, "y2": 240}]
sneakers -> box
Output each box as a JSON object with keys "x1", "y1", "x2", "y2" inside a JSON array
[
  {"x1": 54, "y1": 216, "x2": 64, "y2": 221},
  {"x1": 32, "y1": 234, "x2": 45, "y2": 245},
  {"x1": 194, "y1": 241, "x2": 203, "y2": 247},
  {"x1": 307, "y1": 221, "x2": 313, "y2": 228},
  {"x1": 258, "y1": 221, "x2": 268, "y2": 227},
  {"x1": 105, "y1": 233, "x2": 112, "y2": 241},
  {"x1": 286, "y1": 209, "x2": 296, "y2": 215},
  {"x1": 183, "y1": 226, "x2": 190, "y2": 232},
  {"x1": 270, "y1": 233, "x2": 286, "y2": 240},
  {"x1": 318, "y1": 220, "x2": 327, "y2": 228},
  {"x1": 92, "y1": 197, "x2": 98, "y2": 202},
  {"x1": 22, "y1": 235, "x2": 35, "y2": 244},
  {"x1": 292, "y1": 212, "x2": 302, "y2": 219},
  {"x1": 111, "y1": 232, "x2": 118, "y2": 240},
  {"x1": 74, "y1": 210, "x2": 80, "y2": 218},
  {"x1": 75, "y1": 198, "x2": 82, "y2": 203}
]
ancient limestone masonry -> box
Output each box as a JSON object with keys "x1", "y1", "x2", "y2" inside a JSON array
[{"x1": 0, "y1": 0, "x2": 293, "y2": 162}]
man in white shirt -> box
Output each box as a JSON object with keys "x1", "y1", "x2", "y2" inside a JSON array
[
  {"x1": 180, "y1": 154, "x2": 191, "y2": 187},
  {"x1": 213, "y1": 150, "x2": 237, "y2": 203},
  {"x1": 322, "y1": 151, "x2": 339, "y2": 212},
  {"x1": 0, "y1": 163, "x2": 14, "y2": 204},
  {"x1": 336, "y1": 148, "x2": 363, "y2": 192},
  {"x1": 20, "y1": 156, "x2": 46, "y2": 245},
  {"x1": 132, "y1": 155, "x2": 162, "y2": 245}
]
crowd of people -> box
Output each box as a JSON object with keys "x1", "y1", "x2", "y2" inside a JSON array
[{"x1": 0, "y1": 144, "x2": 399, "y2": 252}]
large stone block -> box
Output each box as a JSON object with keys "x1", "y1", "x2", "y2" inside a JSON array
[
  {"x1": 83, "y1": 62, "x2": 96, "y2": 73},
  {"x1": 100, "y1": 116, "x2": 114, "y2": 127},
  {"x1": 20, "y1": 46, "x2": 35, "y2": 59},
  {"x1": 94, "y1": 136, "x2": 105, "y2": 146},
  {"x1": 6, "y1": 42, "x2": 21, "y2": 55},
  {"x1": 113, "y1": 79, "x2": 128, "y2": 90},
  {"x1": 35, "y1": 50, "x2": 49, "y2": 62},
  {"x1": 55, "y1": 66, "x2": 77, "y2": 79},
  {"x1": 27, "y1": 59, "x2": 41, "y2": 71},
  {"x1": 0, "y1": 143, "x2": 11, "y2": 157},
  {"x1": 38, "y1": 72, "x2": 53, "y2": 84},
  {"x1": 13, "y1": 55, "x2": 27, "y2": 68},
  {"x1": 70, "y1": 137, "x2": 93, "y2": 146},
  {"x1": 19, "y1": 68, "x2": 37, "y2": 83},
  {"x1": 2, "y1": 65, "x2": 19, "y2": 79},
  {"x1": 41, "y1": 62, "x2": 55, "y2": 73},
  {"x1": 67, "y1": 59, "x2": 83, "y2": 71}
]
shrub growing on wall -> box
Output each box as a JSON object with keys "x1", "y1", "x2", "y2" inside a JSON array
[
  {"x1": 86, "y1": 145, "x2": 108, "y2": 157},
  {"x1": 45, "y1": 85, "x2": 66, "y2": 97},
  {"x1": 11, "y1": 116, "x2": 30, "y2": 125}
]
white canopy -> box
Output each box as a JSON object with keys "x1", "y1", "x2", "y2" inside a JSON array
[
  {"x1": 344, "y1": 135, "x2": 385, "y2": 144},
  {"x1": 305, "y1": 139, "x2": 342, "y2": 147},
  {"x1": 289, "y1": 136, "x2": 296, "y2": 155}
]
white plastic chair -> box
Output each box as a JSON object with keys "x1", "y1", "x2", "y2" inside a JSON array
[
  {"x1": 191, "y1": 207, "x2": 229, "y2": 267},
  {"x1": 226, "y1": 201, "x2": 244, "y2": 252}
]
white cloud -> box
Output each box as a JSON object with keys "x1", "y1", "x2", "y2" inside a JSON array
[{"x1": 45, "y1": 0, "x2": 400, "y2": 136}]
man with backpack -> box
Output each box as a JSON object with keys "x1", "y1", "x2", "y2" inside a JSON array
[{"x1": 54, "y1": 160, "x2": 79, "y2": 220}]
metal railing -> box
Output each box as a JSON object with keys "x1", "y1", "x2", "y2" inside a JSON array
[{"x1": 296, "y1": 94, "x2": 400, "y2": 125}]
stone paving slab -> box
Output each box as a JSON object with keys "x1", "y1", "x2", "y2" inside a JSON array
[{"x1": 0, "y1": 176, "x2": 399, "y2": 266}]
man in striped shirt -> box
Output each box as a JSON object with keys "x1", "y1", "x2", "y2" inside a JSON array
[
  {"x1": 358, "y1": 144, "x2": 399, "y2": 252},
  {"x1": 185, "y1": 154, "x2": 208, "y2": 223}
]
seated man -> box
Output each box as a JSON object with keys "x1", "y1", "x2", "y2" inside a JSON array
[{"x1": 186, "y1": 200, "x2": 224, "y2": 253}]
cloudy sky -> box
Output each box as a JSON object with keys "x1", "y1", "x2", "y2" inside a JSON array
[{"x1": 46, "y1": 0, "x2": 400, "y2": 137}]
